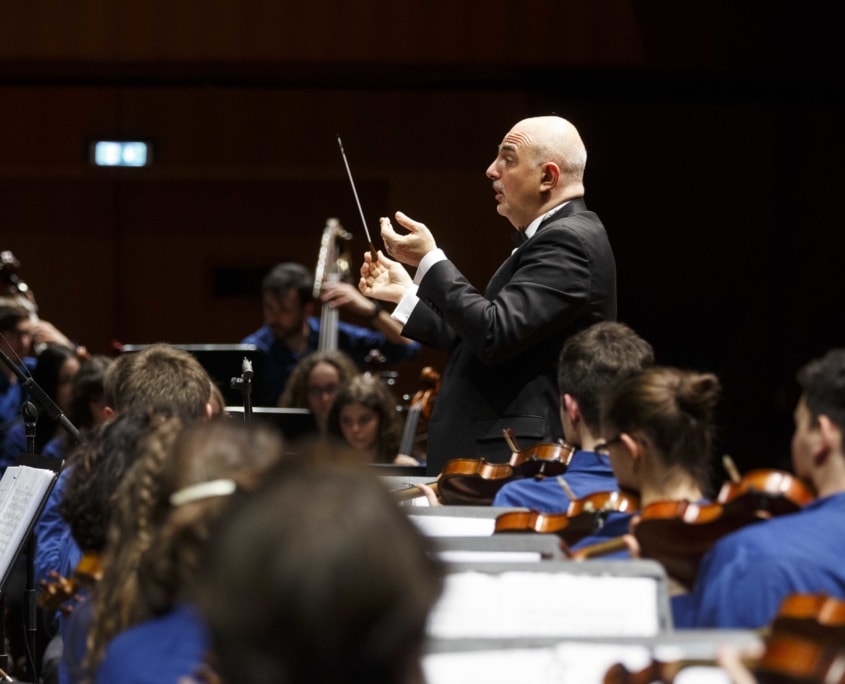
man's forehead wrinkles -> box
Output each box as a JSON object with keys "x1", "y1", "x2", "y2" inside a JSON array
[{"x1": 500, "y1": 131, "x2": 533, "y2": 149}]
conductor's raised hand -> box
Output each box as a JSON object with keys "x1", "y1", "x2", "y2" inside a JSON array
[
  {"x1": 359, "y1": 250, "x2": 413, "y2": 304},
  {"x1": 380, "y1": 212, "x2": 437, "y2": 268}
]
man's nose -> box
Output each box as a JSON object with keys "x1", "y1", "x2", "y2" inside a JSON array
[{"x1": 485, "y1": 160, "x2": 498, "y2": 179}]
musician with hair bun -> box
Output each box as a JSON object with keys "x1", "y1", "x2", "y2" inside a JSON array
[
  {"x1": 674, "y1": 348, "x2": 845, "y2": 629},
  {"x1": 241, "y1": 261, "x2": 420, "y2": 407}
]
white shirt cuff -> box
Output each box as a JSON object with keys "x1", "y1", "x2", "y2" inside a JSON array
[
  {"x1": 391, "y1": 284, "x2": 420, "y2": 326},
  {"x1": 413, "y1": 248, "x2": 447, "y2": 285}
]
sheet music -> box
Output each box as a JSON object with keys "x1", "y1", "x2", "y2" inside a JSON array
[
  {"x1": 0, "y1": 465, "x2": 56, "y2": 584},
  {"x1": 434, "y1": 550, "x2": 544, "y2": 563},
  {"x1": 427, "y1": 570, "x2": 660, "y2": 638},
  {"x1": 408, "y1": 515, "x2": 495, "y2": 537},
  {"x1": 423, "y1": 642, "x2": 731, "y2": 684}
]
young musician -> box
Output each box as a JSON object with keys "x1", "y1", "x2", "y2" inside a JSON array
[
  {"x1": 195, "y1": 457, "x2": 443, "y2": 684},
  {"x1": 325, "y1": 373, "x2": 403, "y2": 464},
  {"x1": 673, "y1": 348, "x2": 845, "y2": 628},
  {"x1": 568, "y1": 366, "x2": 719, "y2": 561},
  {"x1": 241, "y1": 262, "x2": 419, "y2": 406},
  {"x1": 492, "y1": 321, "x2": 654, "y2": 512}
]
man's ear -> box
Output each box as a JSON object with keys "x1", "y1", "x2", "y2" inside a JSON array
[
  {"x1": 540, "y1": 162, "x2": 560, "y2": 190},
  {"x1": 102, "y1": 405, "x2": 116, "y2": 421}
]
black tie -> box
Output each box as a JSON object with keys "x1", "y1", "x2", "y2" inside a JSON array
[{"x1": 510, "y1": 229, "x2": 528, "y2": 248}]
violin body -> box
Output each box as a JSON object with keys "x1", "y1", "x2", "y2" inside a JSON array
[
  {"x1": 37, "y1": 551, "x2": 103, "y2": 614},
  {"x1": 436, "y1": 458, "x2": 519, "y2": 505},
  {"x1": 495, "y1": 490, "x2": 639, "y2": 545},
  {"x1": 604, "y1": 594, "x2": 845, "y2": 684}
]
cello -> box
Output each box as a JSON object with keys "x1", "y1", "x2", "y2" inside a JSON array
[
  {"x1": 396, "y1": 366, "x2": 440, "y2": 463},
  {"x1": 313, "y1": 217, "x2": 353, "y2": 353}
]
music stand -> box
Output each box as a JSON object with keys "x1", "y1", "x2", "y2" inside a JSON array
[
  {"x1": 224, "y1": 407, "x2": 319, "y2": 444},
  {"x1": 0, "y1": 454, "x2": 62, "y2": 682},
  {"x1": 121, "y1": 343, "x2": 265, "y2": 407}
]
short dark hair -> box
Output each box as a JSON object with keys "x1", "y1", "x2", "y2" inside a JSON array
[
  {"x1": 557, "y1": 322, "x2": 655, "y2": 431},
  {"x1": 797, "y1": 348, "x2": 845, "y2": 431},
  {"x1": 262, "y1": 262, "x2": 314, "y2": 304},
  {"x1": 0, "y1": 299, "x2": 28, "y2": 334}
]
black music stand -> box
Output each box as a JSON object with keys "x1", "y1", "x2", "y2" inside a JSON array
[
  {"x1": 0, "y1": 454, "x2": 62, "y2": 682},
  {"x1": 120, "y1": 343, "x2": 265, "y2": 407}
]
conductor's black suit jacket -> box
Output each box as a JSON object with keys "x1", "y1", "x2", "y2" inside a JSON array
[{"x1": 402, "y1": 199, "x2": 617, "y2": 475}]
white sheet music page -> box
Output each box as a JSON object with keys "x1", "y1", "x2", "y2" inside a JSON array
[
  {"x1": 0, "y1": 465, "x2": 55, "y2": 579},
  {"x1": 427, "y1": 570, "x2": 660, "y2": 638},
  {"x1": 408, "y1": 515, "x2": 495, "y2": 537}
]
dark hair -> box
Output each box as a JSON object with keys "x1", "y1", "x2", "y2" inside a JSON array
[
  {"x1": 601, "y1": 366, "x2": 721, "y2": 493},
  {"x1": 557, "y1": 322, "x2": 655, "y2": 431},
  {"x1": 0, "y1": 299, "x2": 28, "y2": 334},
  {"x1": 326, "y1": 374, "x2": 402, "y2": 463},
  {"x1": 197, "y1": 457, "x2": 443, "y2": 684},
  {"x1": 60, "y1": 405, "x2": 184, "y2": 553},
  {"x1": 87, "y1": 418, "x2": 285, "y2": 673},
  {"x1": 796, "y1": 348, "x2": 845, "y2": 431},
  {"x1": 262, "y1": 262, "x2": 314, "y2": 305},
  {"x1": 68, "y1": 354, "x2": 113, "y2": 433},
  {"x1": 29, "y1": 343, "x2": 79, "y2": 451},
  {"x1": 278, "y1": 350, "x2": 360, "y2": 410}
]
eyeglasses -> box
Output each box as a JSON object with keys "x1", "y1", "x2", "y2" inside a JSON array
[
  {"x1": 594, "y1": 435, "x2": 624, "y2": 455},
  {"x1": 308, "y1": 384, "x2": 339, "y2": 398}
]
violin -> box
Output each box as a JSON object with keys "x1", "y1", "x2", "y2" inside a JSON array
[
  {"x1": 503, "y1": 428, "x2": 577, "y2": 479},
  {"x1": 38, "y1": 551, "x2": 103, "y2": 614},
  {"x1": 571, "y1": 467, "x2": 815, "y2": 589},
  {"x1": 494, "y1": 490, "x2": 640, "y2": 546},
  {"x1": 394, "y1": 428, "x2": 576, "y2": 505},
  {"x1": 604, "y1": 594, "x2": 845, "y2": 684}
]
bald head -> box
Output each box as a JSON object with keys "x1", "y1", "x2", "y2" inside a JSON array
[
  {"x1": 487, "y1": 115, "x2": 587, "y2": 228},
  {"x1": 514, "y1": 116, "x2": 587, "y2": 192}
]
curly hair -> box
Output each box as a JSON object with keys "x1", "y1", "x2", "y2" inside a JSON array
[
  {"x1": 85, "y1": 418, "x2": 285, "y2": 675},
  {"x1": 277, "y1": 350, "x2": 360, "y2": 410}
]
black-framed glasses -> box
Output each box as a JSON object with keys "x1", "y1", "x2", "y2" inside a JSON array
[{"x1": 594, "y1": 435, "x2": 624, "y2": 455}]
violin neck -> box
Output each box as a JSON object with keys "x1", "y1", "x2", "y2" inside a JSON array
[
  {"x1": 568, "y1": 536, "x2": 628, "y2": 560},
  {"x1": 394, "y1": 481, "x2": 438, "y2": 502}
]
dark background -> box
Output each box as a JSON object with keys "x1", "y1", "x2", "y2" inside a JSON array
[{"x1": 1, "y1": 1, "x2": 842, "y2": 477}]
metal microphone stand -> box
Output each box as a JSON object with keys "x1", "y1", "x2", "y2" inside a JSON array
[{"x1": 230, "y1": 357, "x2": 254, "y2": 424}]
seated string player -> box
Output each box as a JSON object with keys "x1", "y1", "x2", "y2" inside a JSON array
[
  {"x1": 241, "y1": 262, "x2": 420, "y2": 406},
  {"x1": 567, "y1": 366, "x2": 719, "y2": 574},
  {"x1": 673, "y1": 348, "x2": 845, "y2": 629},
  {"x1": 492, "y1": 321, "x2": 654, "y2": 512},
  {"x1": 325, "y1": 373, "x2": 404, "y2": 464}
]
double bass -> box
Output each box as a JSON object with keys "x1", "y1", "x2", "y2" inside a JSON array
[{"x1": 313, "y1": 218, "x2": 353, "y2": 352}]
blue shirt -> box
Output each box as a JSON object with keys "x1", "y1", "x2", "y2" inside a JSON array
[
  {"x1": 34, "y1": 467, "x2": 81, "y2": 589},
  {"x1": 568, "y1": 510, "x2": 636, "y2": 559},
  {"x1": 241, "y1": 316, "x2": 420, "y2": 405},
  {"x1": 492, "y1": 450, "x2": 617, "y2": 513},
  {"x1": 95, "y1": 603, "x2": 210, "y2": 684},
  {"x1": 672, "y1": 492, "x2": 845, "y2": 629}
]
